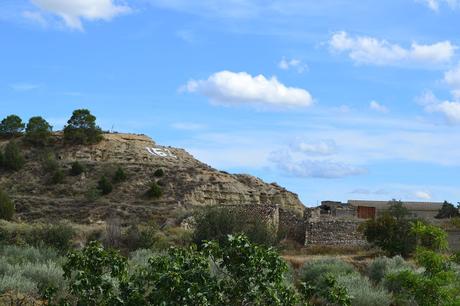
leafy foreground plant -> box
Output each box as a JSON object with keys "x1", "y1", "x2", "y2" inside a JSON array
[{"x1": 46, "y1": 234, "x2": 350, "y2": 305}]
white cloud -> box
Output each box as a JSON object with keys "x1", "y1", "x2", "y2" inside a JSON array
[
  {"x1": 270, "y1": 150, "x2": 367, "y2": 178},
  {"x1": 414, "y1": 191, "x2": 432, "y2": 200},
  {"x1": 183, "y1": 71, "x2": 314, "y2": 108},
  {"x1": 29, "y1": 0, "x2": 130, "y2": 30},
  {"x1": 369, "y1": 100, "x2": 389, "y2": 113},
  {"x1": 425, "y1": 100, "x2": 460, "y2": 123},
  {"x1": 9, "y1": 83, "x2": 40, "y2": 91},
  {"x1": 417, "y1": 0, "x2": 459, "y2": 11},
  {"x1": 290, "y1": 139, "x2": 337, "y2": 155},
  {"x1": 329, "y1": 31, "x2": 456, "y2": 66},
  {"x1": 22, "y1": 10, "x2": 48, "y2": 27},
  {"x1": 278, "y1": 57, "x2": 308, "y2": 73}
]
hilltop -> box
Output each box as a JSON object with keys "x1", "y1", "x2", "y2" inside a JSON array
[{"x1": 0, "y1": 132, "x2": 304, "y2": 225}]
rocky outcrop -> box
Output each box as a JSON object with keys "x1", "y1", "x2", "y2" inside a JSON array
[{"x1": 0, "y1": 133, "x2": 305, "y2": 224}]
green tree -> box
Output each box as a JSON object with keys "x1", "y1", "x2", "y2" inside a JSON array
[
  {"x1": 3, "y1": 141, "x2": 25, "y2": 171},
  {"x1": 97, "y1": 176, "x2": 113, "y2": 195},
  {"x1": 146, "y1": 181, "x2": 162, "y2": 199},
  {"x1": 55, "y1": 235, "x2": 302, "y2": 305},
  {"x1": 63, "y1": 109, "x2": 103, "y2": 145},
  {"x1": 361, "y1": 200, "x2": 416, "y2": 257},
  {"x1": 0, "y1": 115, "x2": 25, "y2": 138},
  {"x1": 435, "y1": 201, "x2": 460, "y2": 219},
  {"x1": 113, "y1": 166, "x2": 127, "y2": 183},
  {"x1": 153, "y1": 168, "x2": 164, "y2": 177},
  {"x1": 0, "y1": 189, "x2": 14, "y2": 220},
  {"x1": 25, "y1": 116, "x2": 52, "y2": 146}
]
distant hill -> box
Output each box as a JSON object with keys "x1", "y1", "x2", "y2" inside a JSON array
[{"x1": 0, "y1": 133, "x2": 304, "y2": 224}]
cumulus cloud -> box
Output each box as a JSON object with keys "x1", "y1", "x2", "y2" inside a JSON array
[
  {"x1": 414, "y1": 191, "x2": 432, "y2": 200},
  {"x1": 329, "y1": 31, "x2": 456, "y2": 66},
  {"x1": 183, "y1": 71, "x2": 314, "y2": 108},
  {"x1": 419, "y1": 65, "x2": 460, "y2": 124},
  {"x1": 369, "y1": 101, "x2": 389, "y2": 113},
  {"x1": 417, "y1": 0, "x2": 459, "y2": 11},
  {"x1": 278, "y1": 57, "x2": 308, "y2": 73},
  {"x1": 29, "y1": 0, "x2": 130, "y2": 30}
]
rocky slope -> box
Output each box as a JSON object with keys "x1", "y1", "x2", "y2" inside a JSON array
[{"x1": 0, "y1": 133, "x2": 305, "y2": 224}]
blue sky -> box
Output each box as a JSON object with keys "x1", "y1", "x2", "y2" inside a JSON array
[{"x1": 2, "y1": 0, "x2": 460, "y2": 205}]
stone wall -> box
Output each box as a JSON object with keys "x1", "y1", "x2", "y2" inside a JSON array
[
  {"x1": 304, "y1": 218, "x2": 366, "y2": 246},
  {"x1": 278, "y1": 208, "x2": 306, "y2": 244}
]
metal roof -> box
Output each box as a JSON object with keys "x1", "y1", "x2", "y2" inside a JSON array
[{"x1": 347, "y1": 200, "x2": 444, "y2": 211}]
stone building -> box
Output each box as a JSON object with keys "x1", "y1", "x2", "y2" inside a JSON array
[{"x1": 347, "y1": 200, "x2": 444, "y2": 219}]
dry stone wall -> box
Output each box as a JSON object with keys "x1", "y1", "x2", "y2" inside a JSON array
[{"x1": 304, "y1": 217, "x2": 366, "y2": 246}]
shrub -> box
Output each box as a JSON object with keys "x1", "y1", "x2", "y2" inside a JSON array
[
  {"x1": 0, "y1": 151, "x2": 4, "y2": 168},
  {"x1": 3, "y1": 141, "x2": 25, "y2": 171},
  {"x1": 0, "y1": 190, "x2": 14, "y2": 221},
  {"x1": 97, "y1": 176, "x2": 113, "y2": 195},
  {"x1": 24, "y1": 116, "x2": 52, "y2": 146},
  {"x1": 63, "y1": 109, "x2": 102, "y2": 145},
  {"x1": 146, "y1": 181, "x2": 162, "y2": 199},
  {"x1": 122, "y1": 224, "x2": 157, "y2": 251},
  {"x1": 153, "y1": 168, "x2": 164, "y2": 177},
  {"x1": 411, "y1": 221, "x2": 448, "y2": 252},
  {"x1": 85, "y1": 187, "x2": 100, "y2": 202},
  {"x1": 41, "y1": 152, "x2": 58, "y2": 173},
  {"x1": 48, "y1": 235, "x2": 302, "y2": 305},
  {"x1": 361, "y1": 200, "x2": 416, "y2": 257},
  {"x1": 193, "y1": 206, "x2": 277, "y2": 247},
  {"x1": 336, "y1": 273, "x2": 391, "y2": 306},
  {"x1": 26, "y1": 223, "x2": 75, "y2": 252},
  {"x1": 367, "y1": 256, "x2": 413, "y2": 284},
  {"x1": 299, "y1": 258, "x2": 355, "y2": 291},
  {"x1": 49, "y1": 169, "x2": 65, "y2": 185},
  {"x1": 0, "y1": 115, "x2": 25, "y2": 138},
  {"x1": 112, "y1": 166, "x2": 127, "y2": 183},
  {"x1": 69, "y1": 161, "x2": 85, "y2": 176}
]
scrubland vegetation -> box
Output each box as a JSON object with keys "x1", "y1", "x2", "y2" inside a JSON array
[{"x1": 1, "y1": 110, "x2": 460, "y2": 305}]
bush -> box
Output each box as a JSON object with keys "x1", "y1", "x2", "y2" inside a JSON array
[
  {"x1": 121, "y1": 224, "x2": 157, "y2": 251},
  {"x1": 153, "y1": 168, "x2": 164, "y2": 177},
  {"x1": 26, "y1": 223, "x2": 75, "y2": 252},
  {"x1": 146, "y1": 181, "x2": 162, "y2": 199},
  {"x1": 336, "y1": 274, "x2": 391, "y2": 306},
  {"x1": 54, "y1": 234, "x2": 300, "y2": 305},
  {"x1": 0, "y1": 245, "x2": 65, "y2": 299},
  {"x1": 0, "y1": 151, "x2": 4, "y2": 168},
  {"x1": 411, "y1": 221, "x2": 448, "y2": 252},
  {"x1": 63, "y1": 109, "x2": 102, "y2": 145},
  {"x1": 2, "y1": 141, "x2": 25, "y2": 171},
  {"x1": 0, "y1": 190, "x2": 14, "y2": 221},
  {"x1": 0, "y1": 115, "x2": 25, "y2": 138},
  {"x1": 41, "y1": 152, "x2": 58, "y2": 173},
  {"x1": 367, "y1": 256, "x2": 413, "y2": 284},
  {"x1": 113, "y1": 166, "x2": 127, "y2": 183},
  {"x1": 49, "y1": 169, "x2": 64, "y2": 185},
  {"x1": 193, "y1": 206, "x2": 277, "y2": 247},
  {"x1": 361, "y1": 200, "x2": 417, "y2": 257},
  {"x1": 299, "y1": 258, "x2": 355, "y2": 291},
  {"x1": 97, "y1": 176, "x2": 113, "y2": 195},
  {"x1": 69, "y1": 161, "x2": 85, "y2": 176},
  {"x1": 24, "y1": 116, "x2": 52, "y2": 146}
]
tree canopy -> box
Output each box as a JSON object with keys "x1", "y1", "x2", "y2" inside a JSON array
[
  {"x1": 63, "y1": 109, "x2": 102, "y2": 145},
  {"x1": 0, "y1": 115, "x2": 25, "y2": 138},
  {"x1": 25, "y1": 116, "x2": 53, "y2": 146}
]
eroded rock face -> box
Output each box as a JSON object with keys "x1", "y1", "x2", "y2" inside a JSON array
[{"x1": 0, "y1": 133, "x2": 305, "y2": 223}]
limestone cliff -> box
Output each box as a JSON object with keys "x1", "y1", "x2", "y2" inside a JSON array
[{"x1": 0, "y1": 133, "x2": 305, "y2": 224}]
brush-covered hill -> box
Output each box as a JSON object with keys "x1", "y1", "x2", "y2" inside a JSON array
[{"x1": 0, "y1": 133, "x2": 304, "y2": 224}]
